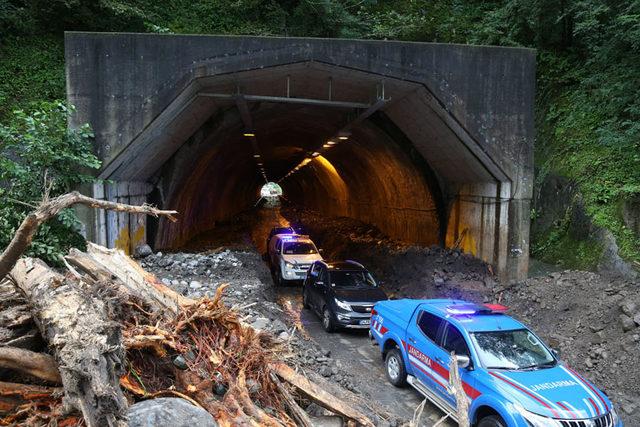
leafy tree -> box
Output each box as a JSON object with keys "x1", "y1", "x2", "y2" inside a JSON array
[{"x1": 0, "y1": 101, "x2": 101, "y2": 264}]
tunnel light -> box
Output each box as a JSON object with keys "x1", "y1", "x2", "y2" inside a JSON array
[
  {"x1": 243, "y1": 132, "x2": 256, "y2": 137},
  {"x1": 311, "y1": 152, "x2": 320, "y2": 157},
  {"x1": 323, "y1": 144, "x2": 331, "y2": 148},
  {"x1": 338, "y1": 136, "x2": 348, "y2": 140},
  {"x1": 327, "y1": 140, "x2": 336, "y2": 145},
  {"x1": 254, "y1": 154, "x2": 261, "y2": 158}
]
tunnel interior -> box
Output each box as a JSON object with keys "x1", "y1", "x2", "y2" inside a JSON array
[{"x1": 100, "y1": 62, "x2": 510, "y2": 274}]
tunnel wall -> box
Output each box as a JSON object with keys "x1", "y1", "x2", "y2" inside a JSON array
[{"x1": 282, "y1": 122, "x2": 442, "y2": 245}]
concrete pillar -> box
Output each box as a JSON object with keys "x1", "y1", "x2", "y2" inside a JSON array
[{"x1": 80, "y1": 181, "x2": 153, "y2": 254}]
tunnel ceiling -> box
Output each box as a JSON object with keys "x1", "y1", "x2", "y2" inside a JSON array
[{"x1": 99, "y1": 62, "x2": 506, "y2": 186}]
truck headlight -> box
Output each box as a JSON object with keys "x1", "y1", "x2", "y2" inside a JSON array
[
  {"x1": 284, "y1": 261, "x2": 294, "y2": 270},
  {"x1": 611, "y1": 406, "x2": 620, "y2": 425},
  {"x1": 515, "y1": 405, "x2": 561, "y2": 427},
  {"x1": 335, "y1": 299, "x2": 351, "y2": 311}
]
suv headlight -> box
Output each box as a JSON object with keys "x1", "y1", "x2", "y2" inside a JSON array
[
  {"x1": 515, "y1": 405, "x2": 562, "y2": 427},
  {"x1": 335, "y1": 299, "x2": 351, "y2": 311},
  {"x1": 284, "y1": 261, "x2": 294, "y2": 270}
]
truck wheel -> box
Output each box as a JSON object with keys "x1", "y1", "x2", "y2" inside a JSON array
[
  {"x1": 478, "y1": 415, "x2": 506, "y2": 427},
  {"x1": 385, "y1": 348, "x2": 407, "y2": 387},
  {"x1": 322, "y1": 307, "x2": 336, "y2": 333}
]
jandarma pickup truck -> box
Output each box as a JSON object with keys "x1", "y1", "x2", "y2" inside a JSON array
[{"x1": 370, "y1": 299, "x2": 622, "y2": 427}]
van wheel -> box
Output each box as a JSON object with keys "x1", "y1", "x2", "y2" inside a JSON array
[
  {"x1": 385, "y1": 348, "x2": 407, "y2": 387},
  {"x1": 478, "y1": 415, "x2": 506, "y2": 427},
  {"x1": 322, "y1": 307, "x2": 336, "y2": 332}
]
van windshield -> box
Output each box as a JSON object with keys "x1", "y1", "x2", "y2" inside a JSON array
[{"x1": 283, "y1": 242, "x2": 317, "y2": 255}]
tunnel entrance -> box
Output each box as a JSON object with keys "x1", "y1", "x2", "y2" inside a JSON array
[{"x1": 67, "y1": 33, "x2": 535, "y2": 282}]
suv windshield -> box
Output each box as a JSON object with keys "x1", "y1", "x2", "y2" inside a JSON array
[
  {"x1": 283, "y1": 242, "x2": 317, "y2": 255},
  {"x1": 470, "y1": 329, "x2": 556, "y2": 370},
  {"x1": 329, "y1": 271, "x2": 377, "y2": 288}
]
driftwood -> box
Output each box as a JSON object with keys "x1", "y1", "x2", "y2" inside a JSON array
[
  {"x1": 0, "y1": 191, "x2": 178, "y2": 280},
  {"x1": 271, "y1": 372, "x2": 313, "y2": 427},
  {"x1": 0, "y1": 380, "x2": 63, "y2": 414},
  {"x1": 66, "y1": 243, "x2": 192, "y2": 316},
  {"x1": 272, "y1": 363, "x2": 375, "y2": 427},
  {"x1": 0, "y1": 347, "x2": 61, "y2": 384},
  {"x1": 10, "y1": 258, "x2": 128, "y2": 427},
  {"x1": 448, "y1": 353, "x2": 470, "y2": 427}
]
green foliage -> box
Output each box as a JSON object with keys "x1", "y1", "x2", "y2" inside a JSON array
[
  {"x1": 0, "y1": 35, "x2": 65, "y2": 119},
  {"x1": 0, "y1": 0, "x2": 639, "y2": 267},
  {"x1": 0, "y1": 101, "x2": 101, "y2": 264},
  {"x1": 531, "y1": 199, "x2": 604, "y2": 270}
]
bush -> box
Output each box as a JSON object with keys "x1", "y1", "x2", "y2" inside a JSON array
[{"x1": 0, "y1": 101, "x2": 101, "y2": 264}]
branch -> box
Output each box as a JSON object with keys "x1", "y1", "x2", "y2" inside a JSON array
[
  {"x1": 0, "y1": 347, "x2": 62, "y2": 384},
  {"x1": 0, "y1": 191, "x2": 178, "y2": 280}
]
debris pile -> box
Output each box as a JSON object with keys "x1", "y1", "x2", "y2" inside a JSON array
[
  {"x1": 0, "y1": 243, "x2": 378, "y2": 426},
  {"x1": 282, "y1": 206, "x2": 497, "y2": 301},
  {"x1": 500, "y1": 270, "x2": 640, "y2": 423},
  {"x1": 142, "y1": 249, "x2": 361, "y2": 393}
]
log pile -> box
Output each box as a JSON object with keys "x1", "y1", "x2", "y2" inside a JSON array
[{"x1": 1, "y1": 244, "x2": 375, "y2": 426}]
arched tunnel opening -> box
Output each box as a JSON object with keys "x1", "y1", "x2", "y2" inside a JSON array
[
  {"x1": 70, "y1": 37, "x2": 535, "y2": 283},
  {"x1": 153, "y1": 100, "x2": 447, "y2": 252}
]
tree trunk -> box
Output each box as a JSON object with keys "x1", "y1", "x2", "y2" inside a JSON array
[
  {"x1": 0, "y1": 191, "x2": 178, "y2": 280},
  {"x1": 9, "y1": 258, "x2": 128, "y2": 427}
]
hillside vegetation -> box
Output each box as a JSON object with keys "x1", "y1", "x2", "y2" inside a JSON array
[{"x1": 1, "y1": 0, "x2": 639, "y2": 270}]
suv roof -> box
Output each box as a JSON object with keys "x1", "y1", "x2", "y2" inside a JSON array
[
  {"x1": 421, "y1": 299, "x2": 525, "y2": 333},
  {"x1": 322, "y1": 260, "x2": 367, "y2": 271}
]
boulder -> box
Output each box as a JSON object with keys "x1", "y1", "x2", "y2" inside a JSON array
[{"x1": 127, "y1": 398, "x2": 217, "y2": 427}]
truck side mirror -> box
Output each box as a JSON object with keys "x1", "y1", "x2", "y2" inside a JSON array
[{"x1": 455, "y1": 355, "x2": 471, "y2": 369}]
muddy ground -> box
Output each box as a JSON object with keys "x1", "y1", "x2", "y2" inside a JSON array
[{"x1": 143, "y1": 205, "x2": 639, "y2": 426}]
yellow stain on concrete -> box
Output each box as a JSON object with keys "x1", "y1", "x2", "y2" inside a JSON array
[{"x1": 115, "y1": 227, "x2": 131, "y2": 254}]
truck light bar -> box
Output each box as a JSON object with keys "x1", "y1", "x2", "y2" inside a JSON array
[{"x1": 446, "y1": 303, "x2": 509, "y2": 316}]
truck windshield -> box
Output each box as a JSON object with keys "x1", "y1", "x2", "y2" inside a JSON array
[
  {"x1": 470, "y1": 329, "x2": 556, "y2": 370},
  {"x1": 329, "y1": 271, "x2": 377, "y2": 288},
  {"x1": 283, "y1": 242, "x2": 317, "y2": 255}
]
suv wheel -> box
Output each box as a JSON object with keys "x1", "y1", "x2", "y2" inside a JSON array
[
  {"x1": 478, "y1": 415, "x2": 506, "y2": 427},
  {"x1": 322, "y1": 307, "x2": 336, "y2": 332},
  {"x1": 302, "y1": 288, "x2": 310, "y2": 309},
  {"x1": 274, "y1": 269, "x2": 283, "y2": 287},
  {"x1": 385, "y1": 348, "x2": 407, "y2": 387}
]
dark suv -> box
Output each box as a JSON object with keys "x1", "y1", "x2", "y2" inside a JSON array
[{"x1": 302, "y1": 260, "x2": 388, "y2": 332}]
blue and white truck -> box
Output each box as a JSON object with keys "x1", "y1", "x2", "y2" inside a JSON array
[{"x1": 370, "y1": 299, "x2": 621, "y2": 427}]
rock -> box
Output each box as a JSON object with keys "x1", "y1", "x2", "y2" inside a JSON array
[
  {"x1": 309, "y1": 415, "x2": 344, "y2": 427},
  {"x1": 173, "y1": 355, "x2": 188, "y2": 370},
  {"x1": 189, "y1": 281, "x2": 202, "y2": 289},
  {"x1": 161, "y1": 278, "x2": 171, "y2": 286},
  {"x1": 155, "y1": 251, "x2": 163, "y2": 257},
  {"x1": 634, "y1": 313, "x2": 640, "y2": 326},
  {"x1": 251, "y1": 317, "x2": 269, "y2": 330},
  {"x1": 134, "y1": 244, "x2": 153, "y2": 258},
  {"x1": 620, "y1": 301, "x2": 637, "y2": 317},
  {"x1": 320, "y1": 366, "x2": 332, "y2": 377},
  {"x1": 620, "y1": 314, "x2": 636, "y2": 332},
  {"x1": 127, "y1": 397, "x2": 217, "y2": 427}
]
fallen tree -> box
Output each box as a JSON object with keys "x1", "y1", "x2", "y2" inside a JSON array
[
  {"x1": 4, "y1": 246, "x2": 377, "y2": 426},
  {"x1": 0, "y1": 191, "x2": 178, "y2": 280}
]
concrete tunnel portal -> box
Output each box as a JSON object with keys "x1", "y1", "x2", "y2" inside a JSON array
[{"x1": 66, "y1": 33, "x2": 535, "y2": 282}]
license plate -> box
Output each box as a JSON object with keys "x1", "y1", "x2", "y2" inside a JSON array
[{"x1": 359, "y1": 319, "x2": 370, "y2": 325}]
